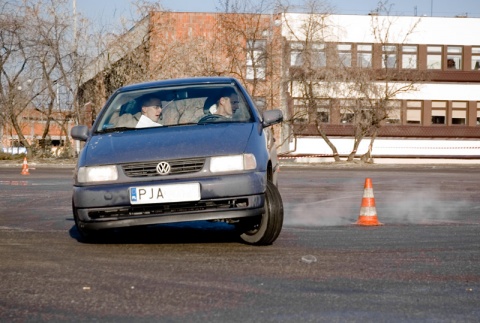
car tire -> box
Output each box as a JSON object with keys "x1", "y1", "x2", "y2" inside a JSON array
[
  {"x1": 72, "y1": 199, "x2": 100, "y2": 242},
  {"x1": 238, "y1": 181, "x2": 284, "y2": 245}
]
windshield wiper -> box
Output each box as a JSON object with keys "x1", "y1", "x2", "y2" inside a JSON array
[{"x1": 96, "y1": 127, "x2": 135, "y2": 134}]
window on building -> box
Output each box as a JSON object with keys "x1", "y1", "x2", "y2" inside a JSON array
[
  {"x1": 312, "y1": 43, "x2": 326, "y2": 68},
  {"x1": 406, "y1": 101, "x2": 422, "y2": 124},
  {"x1": 401, "y1": 45, "x2": 418, "y2": 69},
  {"x1": 477, "y1": 102, "x2": 480, "y2": 125},
  {"x1": 290, "y1": 42, "x2": 303, "y2": 67},
  {"x1": 357, "y1": 44, "x2": 372, "y2": 68},
  {"x1": 385, "y1": 101, "x2": 401, "y2": 124},
  {"x1": 292, "y1": 98, "x2": 330, "y2": 124},
  {"x1": 451, "y1": 101, "x2": 467, "y2": 125},
  {"x1": 293, "y1": 99, "x2": 308, "y2": 124},
  {"x1": 472, "y1": 47, "x2": 480, "y2": 71},
  {"x1": 337, "y1": 44, "x2": 352, "y2": 67},
  {"x1": 339, "y1": 100, "x2": 355, "y2": 123},
  {"x1": 254, "y1": 97, "x2": 266, "y2": 112},
  {"x1": 359, "y1": 107, "x2": 374, "y2": 123},
  {"x1": 246, "y1": 39, "x2": 266, "y2": 80},
  {"x1": 431, "y1": 101, "x2": 447, "y2": 124},
  {"x1": 427, "y1": 46, "x2": 442, "y2": 69},
  {"x1": 316, "y1": 99, "x2": 330, "y2": 123},
  {"x1": 446, "y1": 46, "x2": 462, "y2": 70},
  {"x1": 382, "y1": 45, "x2": 397, "y2": 69},
  {"x1": 341, "y1": 99, "x2": 372, "y2": 124}
]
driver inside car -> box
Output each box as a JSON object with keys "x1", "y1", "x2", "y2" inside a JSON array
[{"x1": 206, "y1": 88, "x2": 239, "y2": 118}]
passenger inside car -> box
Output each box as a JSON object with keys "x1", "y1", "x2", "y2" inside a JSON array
[{"x1": 109, "y1": 94, "x2": 163, "y2": 128}]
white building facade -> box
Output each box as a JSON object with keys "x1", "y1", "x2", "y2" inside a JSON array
[{"x1": 280, "y1": 14, "x2": 480, "y2": 159}]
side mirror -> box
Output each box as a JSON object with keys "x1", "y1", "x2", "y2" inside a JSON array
[
  {"x1": 262, "y1": 109, "x2": 283, "y2": 127},
  {"x1": 71, "y1": 125, "x2": 89, "y2": 141}
]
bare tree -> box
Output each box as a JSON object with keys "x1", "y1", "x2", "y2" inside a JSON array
[
  {"x1": 281, "y1": 0, "x2": 342, "y2": 160},
  {"x1": 282, "y1": 0, "x2": 425, "y2": 162},
  {"x1": 78, "y1": 1, "x2": 215, "y2": 115},
  {"x1": 79, "y1": 0, "x2": 283, "y2": 115},
  {"x1": 148, "y1": 12, "x2": 222, "y2": 79},
  {"x1": 216, "y1": 0, "x2": 283, "y2": 102},
  {"x1": 1, "y1": 0, "x2": 94, "y2": 157},
  {"x1": 0, "y1": 1, "x2": 43, "y2": 157},
  {"x1": 345, "y1": 1, "x2": 424, "y2": 162}
]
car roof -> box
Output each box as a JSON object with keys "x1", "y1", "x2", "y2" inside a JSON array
[{"x1": 117, "y1": 77, "x2": 238, "y2": 93}]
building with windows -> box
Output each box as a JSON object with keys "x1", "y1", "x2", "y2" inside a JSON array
[
  {"x1": 281, "y1": 13, "x2": 480, "y2": 159},
  {"x1": 1, "y1": 108, "x2": 74, "y2": 156},
  {"x1": 79, "y1": 11, "x2": 480, "y2": 159}
]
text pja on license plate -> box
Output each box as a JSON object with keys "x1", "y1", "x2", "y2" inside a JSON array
[{"x1": 130, "y1": 183, "x2": 200, "y2": 204}]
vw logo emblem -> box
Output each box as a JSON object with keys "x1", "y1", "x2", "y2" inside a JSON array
[{"x1": 156, "y1": 161, "x2": 171, "y2": 175}]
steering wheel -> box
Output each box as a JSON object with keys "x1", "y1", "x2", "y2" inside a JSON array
[{"x1": 198, "y1": 114, "x2": 229, "y2": 123}]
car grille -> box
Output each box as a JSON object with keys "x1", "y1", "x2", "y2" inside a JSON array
[
  {"x1": 88, "y1": 198, "x2": 250, "y2": 219},
  {"x1": 121, "y1": 158, "x2": 205, "y2": 177}
]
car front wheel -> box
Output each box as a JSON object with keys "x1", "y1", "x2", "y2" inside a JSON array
[
  {"x1": 238, "y1": 181, "x2": 284, "y2": 245},
  {"x1": 72, "y1": 199, "x2": 101, "y2": 242}
]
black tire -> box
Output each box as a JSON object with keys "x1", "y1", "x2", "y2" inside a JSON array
[
  {"x1": 239, "y1": 181, "x2": 284, "y2": 245},
  {"x1": 72, "y1": 199, "x2": 100, "y2": 242}
]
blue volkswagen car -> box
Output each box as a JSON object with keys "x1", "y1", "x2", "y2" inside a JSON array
[{"x1": 71, "y1": 77, "x2": 284, "y2": 245}]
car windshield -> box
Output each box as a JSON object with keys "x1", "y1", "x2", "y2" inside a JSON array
[{"x1": 95, "y1": 84, "x2": 253, "y2": 132}]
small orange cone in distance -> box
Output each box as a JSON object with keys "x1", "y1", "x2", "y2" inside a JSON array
[
  {"x1": 356, "y1": 178, "x2": 382, "y2": 226},
  {"x1": 20, "y1": 157, "x2": 30, "y2": 175}
]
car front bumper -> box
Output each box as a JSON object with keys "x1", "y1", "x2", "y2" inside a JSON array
[{"x1": 73, "y1": 172, "x2": 266, "y2": 231}]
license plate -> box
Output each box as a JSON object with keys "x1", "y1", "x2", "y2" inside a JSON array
[{"x1": 129, "y1": 183, "x2": 200, "y2": 205}]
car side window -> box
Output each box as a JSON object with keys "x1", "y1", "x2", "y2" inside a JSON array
[{"x1": 102, "y1": 100, "x2": 139, "y2": 130}]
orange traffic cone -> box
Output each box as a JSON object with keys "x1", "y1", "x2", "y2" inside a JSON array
[
  {"x1": 20, "y1": 157, "x2": 30, "y2": 175},
  {"x1": 356, "y1": 178, "x2": 382, "y2": 226}
]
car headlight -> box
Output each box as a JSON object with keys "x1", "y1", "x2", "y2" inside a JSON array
[
  {"x1": 210, "y1": 154, "x2": 257, "y2": 173},
  {"x1": 77, "y1": 165, "x2": 118, "y2": 183}
]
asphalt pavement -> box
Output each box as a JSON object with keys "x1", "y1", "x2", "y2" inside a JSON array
[{"x1": 1, "y1": 163, "x2": 479, "y2": 322}]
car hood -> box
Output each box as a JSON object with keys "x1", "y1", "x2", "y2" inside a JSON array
[{"x1": 81, "y1": 123, "x2": 255, "y2": 166}]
